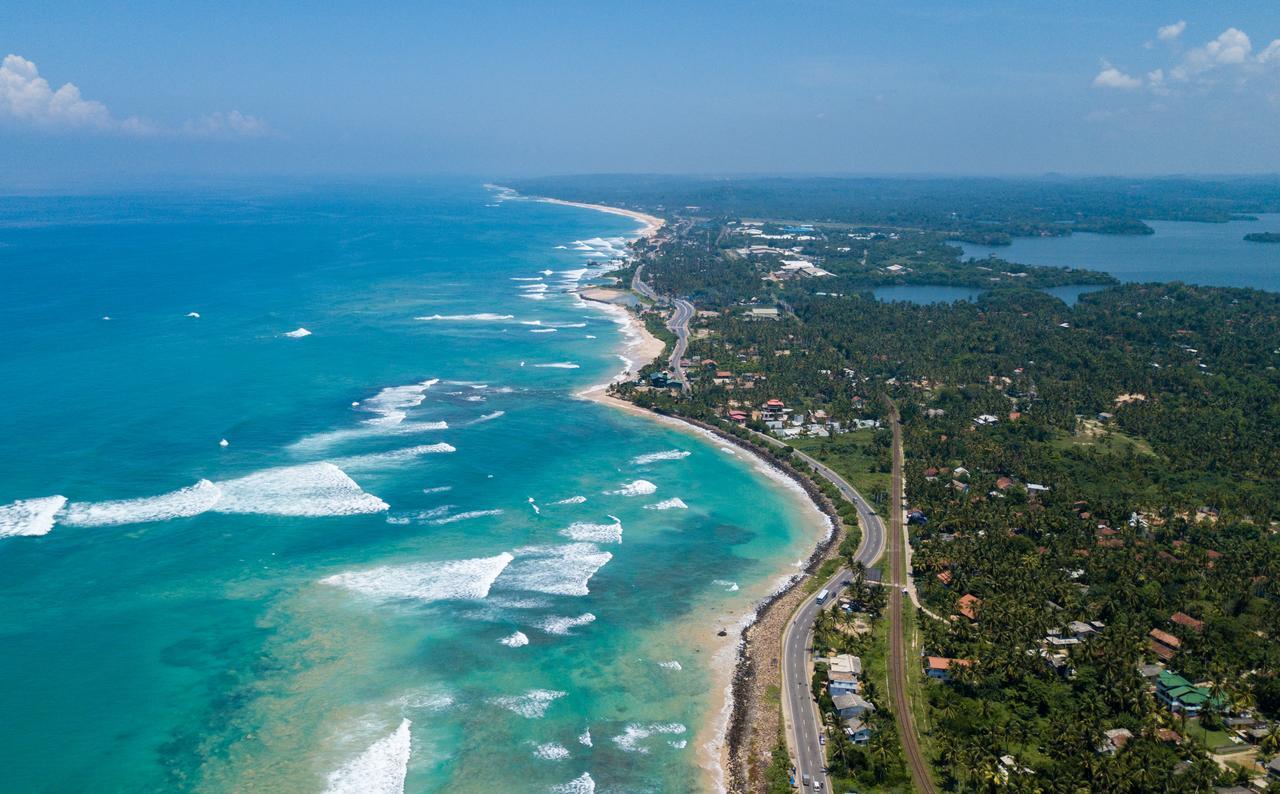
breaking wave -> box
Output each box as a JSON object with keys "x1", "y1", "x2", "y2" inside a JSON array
[
  {"x1": 60, "y1": 480, "x2": 223, "y2": 527},
  {"x1": 534, "y1": 362, "x2": 580, "y2": 369},
  {"x1": 284, "y1": 327, "x2": 312, "y2": 338},
  {"x1": 59, "y1": 462, "x2": 387, "y2": 528},
  {"x1": 0, "y1": 495, "x2": 67, "y2": 538},
  {"x1": 331, "y1": 443, "x2": 456, "y2": 470},
  {"x1": 533, "y1": 742, "x2": 570, "y2": 760},
  {"x1": 644, "y1": 498, "x2": 687, "y2": 511},
  {"x1": 558, "y1": 517, "x2": 622, "y2": 544},
  {"x1": 320, "y1": 552, "x2": 515, "y2": 603},
  {"x1": 605, "y1": 479, "x2": 656, "y2": 497},
  {"x1": 323, "y1": 719, "x2": 411, "y2": 794},
  {"x1": 490, "y1": 689, "x2": 566, "y2": 719},
  {"x1": 428, "y1": 508, "x2": 504, "y2": 525},
  {"x1": 551, "y1": 773, "x2": 595, "y2": 794},
  {"x1": 499, "y1": 631, "x2": 529, "y2": 648},
  {"x1": 497, "y1": 544, "x2": 612, "y2": 596},
  {"x1": 611, "y1": 723, "x2": 686, "y2": 754},
  {"x1": 631, "y1": 449, "x2": 690, "y2": 465},
  {"x1": 534, "y1": 613, "x2": 597, "y2": 636},
  {"x1": 554, "y1": 496, "x2": 586, "y2": 505},
  {"x1": 415, "y1": 313, "x2": 514, "y2": 322},
  {"x1": 658, "y1": 660, "x2": 683, "y2": 671}
]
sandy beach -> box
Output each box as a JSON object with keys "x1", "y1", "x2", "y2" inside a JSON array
[
  {"x1": 534, "y1": 196, "x2": 666, "y2": 239},
  {"x1": 559, "y1": 196, "x2": 833, "y2": 793}
]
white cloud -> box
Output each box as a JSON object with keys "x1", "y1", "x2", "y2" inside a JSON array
[
  {"x1": 1157, "y1": 20, "x2": 1187, "y2": 42},
  {"x1": 0, "y1": 53, "x2": 269, "y2": 138},
  {"x1": 1093, "y1": 62, "x2": 1143, "y2": 89},
  {"x1": 1172, "y1": 27, "x2": 1253, "y2": 80},
  {"x1": 0, "y1": 54, "x2": 124, "y2": 130},
  {"x1": 1096, "y1": 26, "x2": 1280, "y2": 95},
  {"x1": 1257, "y1": 39, "x2": 1280, "y2": 65},
  {"x1": 182, "y1": 110, "x2": 272, "y2": 138}
]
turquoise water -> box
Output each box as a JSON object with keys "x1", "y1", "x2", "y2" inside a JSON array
[
  {"x1": 0, "y1": 182, "x2": 823, "y2": 792},
  {"x1": 957, "y1": 213, "x2": 1280, "y2": 291}
]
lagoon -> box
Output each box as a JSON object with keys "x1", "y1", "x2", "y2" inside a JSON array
[{"x1": 957, "y1": 214, "x2": 1280, "y2": 292}]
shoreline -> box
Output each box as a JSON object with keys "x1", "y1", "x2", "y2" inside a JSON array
[{"x1": 543, "y1": 196, "x2": 838, "y2": 793}]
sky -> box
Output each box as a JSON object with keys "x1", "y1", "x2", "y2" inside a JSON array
[{"x1": 2, "y1": 1, "x2": 1279, "y2": 185}]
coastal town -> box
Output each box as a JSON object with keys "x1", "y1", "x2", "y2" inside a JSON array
[{"x1": 519, "y1": 185, "x2": 1280, "y2": 793}]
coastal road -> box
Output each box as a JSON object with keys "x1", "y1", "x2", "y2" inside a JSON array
[
  {"x1": 666, "y1": 298, "x2": 694, "y2": 392},
  {"x1": 885, "y1": 413, "x2": 935, "y2": 793},
  {"x1": 765, "y1": 434, "x2": 886, "y2": 793},
  {"x1": 631, "y1": 262, "x2": 659, "y2": 303}
]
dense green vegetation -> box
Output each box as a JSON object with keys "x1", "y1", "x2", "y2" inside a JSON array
[
  {"x1": 512, "y1": 174, "x2": 1280, "y2": 244},
  {"x1": 599, "y1": 192, "x2": 1280, "y2": 791}
]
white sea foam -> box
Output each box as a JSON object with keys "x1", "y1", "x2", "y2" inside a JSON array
[
  {"x1": 331, "y1": 443, "x2": 456, "y2": 470},
  {"x1": 631, "y1": 449, "x2": 690, "y2": 465},
  {"x1": 422, "y1": 485, "x2": 452, "y2": 494},
  {"x1": 215, "y1": 462, "x2": 389, "y2": 516},
  {"x1": 428, "y1": 508, "x2": 503, "y2": 525},
  {"x1": 499, "y1": 631, "x2": 530, "y2": 648},
  {"x1": 605, "y1": 479, "x2": 656, "y2": 497},
  {"x1": 284, "y1": 327, "x2": 312, "y2": 338},
  {"x1": 290, "y1": 380, "x2": 446, "y2": 452},
  {"x1": 533, "y1": 742, "x2": 570, "y2": 761},
  {"x1": 578, "y1": 729, "x2": 592, "y2": 747},
  {"x1": 535, "y1": 612, "x2": 597, "y2": 635},
  {"x1": 468, "y1": 411, "x2": 504, "y2": 424},
  {"x1": 323, "y1": 719, "x2": 411, "y2": 794},
  {"x1": 415, "y1": 313, "x2": 514, "y2": 322},
  {"x1": 644, "y1": 498, "x2": 688, "y2": 511},
  {"x1": 612, "y1": 723, "x2": 687, "y2": 754},
  {"x1": 551, "y1": 773, "x2": 595, "y2": 794},
  {"x1": 56, "y1": 463, "x2": 385, "y2": 527},
  {"x1": 670, "y1": 739, "x2": 687, "y2": 749},
  {"x1": 534, "y1": 362, "x2": 580, "y2": 369},
  {"x1": 320, "y1": 552, "x2": 515, "y2": 603},
  {"x1": 712, "y1": 579, "x2": 740, "y2": 592},
  {"x1": 554, "y1": 496, "x2": 587, "y2": 505},
  {"x1": 658, "y1": 660, "x2": 683, "y2": 671},
  {"x1": 510, "y1": 277, "x2": 543, "y2": 282},
  {"x1": 559, "y1": 517, "x2": 622, "y2": 544},
  {"x1": 498, "y1": 544, "x2": 612, "y2": 596},
  {"x1": 519, "y1": 283, "x2": 549, "y2": 292},
  {"x1": 530, "y1": 328, "x2": 557, "y2": 333},
  {"x1": 0, "y1": 495, "x2": 67, "y2": 538},
  {"x1": 395, "y1": 690, "x2": 455, "y2": 712},
  {"x1": 186, "y1": 311, "x2": 200, "y2": 318},
  {"x1": 491, "y1": 689, "x2": 566, "y2": 719},
  {"x1": 486, "y1": 596, "x2": 553, "y2": 610},
  {"x1": 60, "y1": 479, "x2": 223, "y2": 527}
]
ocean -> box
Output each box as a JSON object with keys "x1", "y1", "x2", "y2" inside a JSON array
[{"x1": 0, "y1": 181, "x2": 825, "y2": 793}]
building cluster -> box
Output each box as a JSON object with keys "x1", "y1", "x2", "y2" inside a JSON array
[
  {"x1": 820, "y1": 653, "x2": 875, "y2": 743},
  {"x1": 719, "y1": 397, "x2": 871, "y2": 440}
]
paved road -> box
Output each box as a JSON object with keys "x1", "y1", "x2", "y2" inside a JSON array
[
  {"x1": 884, "y1": 413, "x2": 935, "y2": 793},
  {"x1": 666, "y1": 298, "x2": 694, "y2": 392},
  {"x1": 631, "y1": 262, "x2": 659, "y2": 302},
  {"x1": 761, "y1": 434, "x2": 886, "y2": 792}
]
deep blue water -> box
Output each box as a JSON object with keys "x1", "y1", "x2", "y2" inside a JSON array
[{"x1": 0, "y1": 182, "x2": 823, "y2": 792}]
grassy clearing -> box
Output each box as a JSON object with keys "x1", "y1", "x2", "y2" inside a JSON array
[
  {"x1": 1184, "y1": 718, "x2": 1238, "y2": 752},
  {"x1": 1049, "y1": 418, "x2": 1157, "y2": 457},
  {"x1": 794, "y1": 429, "x2": 891, "y2": 503}
]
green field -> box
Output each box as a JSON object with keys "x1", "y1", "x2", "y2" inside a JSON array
[{"x1": 793, "y1": 429, "x2": 892, "y2": 504}]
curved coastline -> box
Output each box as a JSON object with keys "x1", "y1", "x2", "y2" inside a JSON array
[{"x1": 514, "y1": 187, "x2": 844, "y2": 793}]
